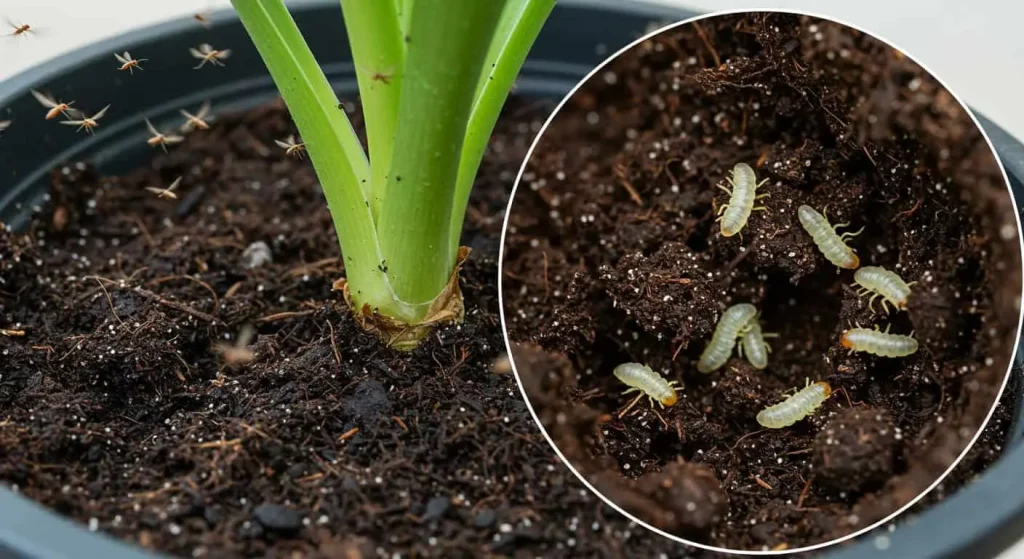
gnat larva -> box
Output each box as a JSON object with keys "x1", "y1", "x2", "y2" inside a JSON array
[
  {"x1": 697, "y1": 303, "x2": 757, "y2": 373},
  {"x1": 613, "y1": 362, "x2": 680, "y2": 408},
  {"x1": 854, "y1": 266, "x2": 913, "y2": 313},
  {"x1": 717, "y1": 163, "x2": 768, "y2": 237},
  {"x1": 756, "y1": 380, "x2": 832, "y2": 429},
  {"x1": 841, "y1": 325, "x2": 918, "y2": 357},
  {"x1": 798, "y1": 205, "x2": 863, "y2": 269},
  {"x1": 738, "y1": 319, "x2": 774, "y2": 369}
]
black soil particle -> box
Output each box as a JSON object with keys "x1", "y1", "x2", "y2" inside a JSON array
[{"x1": 502, "y1": 14, "x2": 1021, "y2": 552}]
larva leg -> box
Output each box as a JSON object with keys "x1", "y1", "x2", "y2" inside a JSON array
[
  {"x1": 622, "y1": 387, "x2": 640, "y2": 395},
  {"x1": 867, "y1": 294, "x2": 878, "y2": 313},
  {"x1": 756, "y1": 178, "x2": 769, "y2": 188},
  {"x1": 716, "y1": 183, "x2": 733, "y2": 196},
  {"x1": 717, "y1": 204, "x2": 729, "y2": 217},
  {"x1": 840, "y1": 226, "x2": 865, "y2": 240},
  {"x1": 880, "y1": 298, "x2": 891, "y2": 314},
  {"x1": 755, "y1": 192, "x2": 771, "y2": 200},
  {"x1": 753, "y1": 205, "x2": 769, "y2": 212}
]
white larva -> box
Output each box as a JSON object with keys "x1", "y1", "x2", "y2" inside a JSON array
[
  {"x1": 738, "y1": 320, "x2": 772, "y2": 369},
  {"x1": 716, "y1": 163, "x2": 768, "y2": 237},
  {"x1": 756, "y1": 381, "x2": 832, "y2": 429},
  {"x1": 853, "y1": 266, "x2": 913, "y2": 313},
  {"x1": 697, "y1": 303, "x2": 758, "y2": 373},
  {"x1": 613, "y1": 363, "x2": 680, "y2": 408},
  {"x1": 797, "y1": 205, "x2": 862, "y2": 269},
  {"x1": 841, "y1": 326, "x2": 918, "y2": 357}
]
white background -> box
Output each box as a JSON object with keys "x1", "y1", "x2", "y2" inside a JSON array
[{"x1": 0, "y1": 0, "x2": 1021, "y2": 556}]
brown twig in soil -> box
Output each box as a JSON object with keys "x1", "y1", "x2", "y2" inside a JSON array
[
  {"x1": 327, "y1": 320, "x2": 341, "y2": 365},
  {"x1": 613, "y1": 164, "x2": 644, "y2": 207},
  {"x1": 133, "y1": 217, "x2": 156, "y2": 249},
  {"x1": 753, "y1": 475, "x2": 774, "y2": 490},
  {"x1": 617, "y1": 393, "x2": 644, "y2": 418},
  {"x1": 1, "y1": 328, "x2": 26, "y2": 337},
  {"x1": 393, "y1": 416, "x2": 408, "y2": 431},
  {"x1": 337, "y1": 427, "x2": 359, "y2": 441},
  {"x1": 693, "y1": 22, "x2": 721, "y2": 67},
  {"x1": 224, "y1": 281, "x2": 242, "y2": 299},
  {"x1": 132, "y1": 286, "x2": 219, "y2": 323},
  {"x1": 91, "y1": 277, "x2": 126, "y2": 327},
  {"x1": 194, "y1": 438, "x2": 241, "y2": 449},
  {"x1": 256, "y1": 310, "x2": 313, "y2": 323},
  {"x1": 730, "y1": 428, "x2": 767, "y2": 451},
  {"x1": 796, "y1": 474, "x2": 815, "y2": 509},
  {"x1": 893, "y1": 198, "x2": 923, "y2": 222},
  {"x1": 148, "y1": 275, "x2": 219, "y2": 310}
]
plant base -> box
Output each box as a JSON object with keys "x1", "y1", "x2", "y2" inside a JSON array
[{"x1": 335, "y1": 246, "x2": 471, "y2": 350}]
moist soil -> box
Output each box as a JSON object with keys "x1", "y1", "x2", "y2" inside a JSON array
[
  {"x1": 0, "y1": 23, "x2": 1018, "y2": 559},
  {"x1": 502, "y1": 13, "x2": 1022, "y2": 552}
]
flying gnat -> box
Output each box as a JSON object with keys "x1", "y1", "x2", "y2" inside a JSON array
[
  {"x1": 215, "y1": 324, "x2": 256, "y2": 366},
  {"x1": 145, "y1": 119, "x2": 184, "y2": 152},
  {"x1": 30, "y1": 90, "x2": 75, "y2": 120},
  {"x1": 193, "y1": 12, "x2": 212, "y2": 29},
  {"x1": 190, "y1": 43, "x2": 231, "y2": 69},
  {"x1": 358, "y1": 64, "x2": 395, "y2": 85},
  {"x1": 145, "y1": 176, "x2": 183, "y2": 200},
  {"x1": 114, "y1": 51, "x2": 147, "y2": 74},
  {"x1": 5, "y1": 18, "x2": 32, "y2": 37},
  {"x1": 275, "y1": 135, "x2": 305, "y2": 159},
  {"x1": 60, "y1": 105, "x2": 110, "y2": 134},
  {"x1": 179, "y1": 101, "x2": 212, "y2": 133}
]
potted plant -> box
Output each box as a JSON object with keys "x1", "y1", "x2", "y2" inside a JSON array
[{"x1": 0, "y1": 3, "x2": 1022, "y2": 559}]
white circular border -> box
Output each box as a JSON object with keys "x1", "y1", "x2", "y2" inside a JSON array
[{"x1": 497, "y1": 8, "x2": 1024, "y2": 556}]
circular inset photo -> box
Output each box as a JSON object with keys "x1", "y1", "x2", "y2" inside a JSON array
[{"x1": 499, "y1": 10, "x2": 1023, "y2": 554}]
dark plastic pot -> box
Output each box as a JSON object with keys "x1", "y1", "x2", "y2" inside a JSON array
[{"x1": 0, "y1": 1, "x2": 1020, "y2": 558}]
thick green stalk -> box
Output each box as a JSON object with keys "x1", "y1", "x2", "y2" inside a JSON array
[
  {"x1": 339, "y1": 0, "x2": 405, "y2": 221},
  {"x1": 448, "y1": 0, "x2": 555, "y2": 258},
  {"x1": 232, "y1": 0, "x2": 414, "y2": 321},
  {"x1": 376, "y1": 0, "x2": 507, "y2": 307}
]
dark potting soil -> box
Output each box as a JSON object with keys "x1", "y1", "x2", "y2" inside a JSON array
[
  {"x1": 502, "y1": 13, "x2": 1022, "y2": 552},
  {"x1": 0, "y1": 98, "x2": 695, "y2": 559}
]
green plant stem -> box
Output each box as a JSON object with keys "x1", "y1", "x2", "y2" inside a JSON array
[
  {"x1": 340, "y1": 0, "x2": 405, "y2": 222},
  {"x1": 448, "y1": 0, "x2": 555, "y2": 258},
  {"x1": 376, "y1": 0, "x2": 507, "y2": 307},
  {"x1": 232, "y1": 0, "x2": 411, "y2": 320}
]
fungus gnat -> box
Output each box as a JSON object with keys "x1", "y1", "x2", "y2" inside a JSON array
[
  {"x1": 756, "y1": 380, "x2": 832, "y2": 429},
  {"x1": 190, "y1": 43, "x2": 232, "y2": 69},
  {"x1": 798, "y1": 204, "x2": 863, "y2": 269},
  {"x1": 60, "y1": 105, "x2": 110, "y2": 134},
  {"x1": 179, "y1": 101, "x2": 213, "y2": 132},
  {"x1": 841, "y1": 325, "x2": 918, "y2": 357},
  {"x1": 145, "y1": 176, "x2": 183, "y2": 200},
  {"x1": 193, "y1": 12, "x2": 212, "y2": 29},
  {"x1": 145, "y1": 119, "x2": 184, "y2": 152},
  {"x1": 5, "y1": 19, "x2": 32, "y2": 37},
  {"x1": 613, "y1": 362, "x2": 680, "y2": 408},
  {"x1": 853, "y1": 266, "x2": 914, "y2": 313},
  {"x1": 30, "y1": 90, "x2": 75, "y2": 120},
  {"x1": 215, "y1": 324, "x2": 256, "y2": 367},
  {"x1": 114, "y1": 51, "x2": 147, "y2": 74},
  {"x1": 697, "y1": 303, "x2": 758, "y2": 373},
  {"x1": 717, "y1": 162, "x2": 769, "y2": 237},
  {"x1": 275, "y1": 135, "x2": 306, "y2": 159}
]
